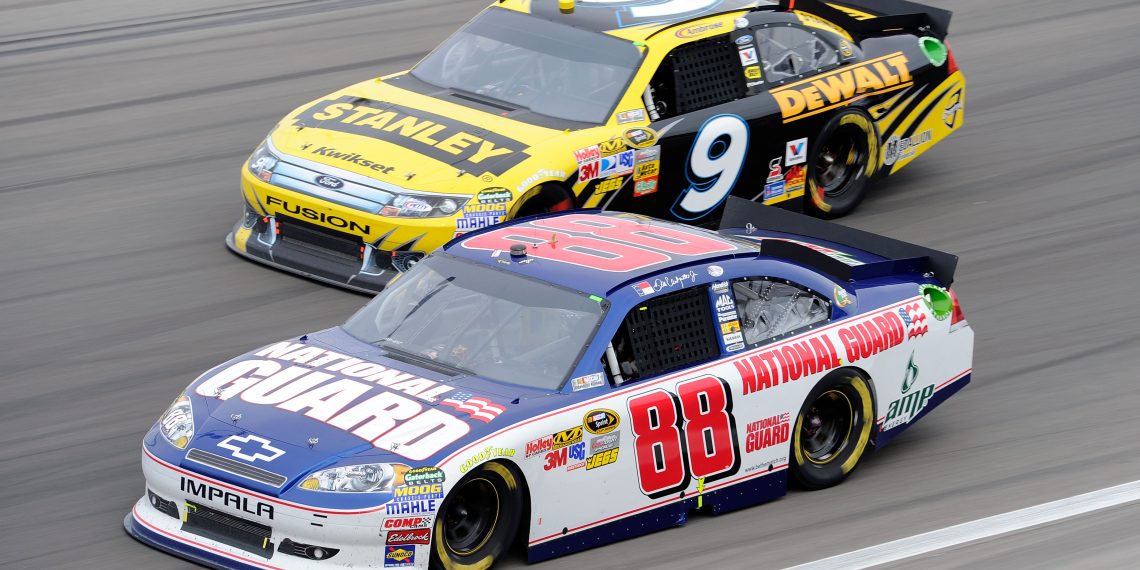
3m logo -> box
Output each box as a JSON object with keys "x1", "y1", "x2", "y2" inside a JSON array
[{"x1": 579, "y1": 160, "x2": 600, "y2": 182}]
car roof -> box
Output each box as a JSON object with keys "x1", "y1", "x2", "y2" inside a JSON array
[
  {"x1": 444, "y1": 210, "x2": 761, "y2": 296},
  {"x1": 494, "y1": 0, "x2": 777, "y2": 38}
]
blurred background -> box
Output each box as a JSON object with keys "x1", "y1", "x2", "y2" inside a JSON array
[{"x1": 2, "y1": 0, "x2": 1139, "y2": 568}]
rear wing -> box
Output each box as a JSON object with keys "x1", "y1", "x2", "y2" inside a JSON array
[
  {"x1": 777, "y1": 0, "x2": 952, "y2": 39},
  {"x1": 718, "y1": 197, "x2": 958, "y2": 286}
]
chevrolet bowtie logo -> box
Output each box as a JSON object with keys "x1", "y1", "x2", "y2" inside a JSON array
[{"x1": 218, "y1": 434, "x2": 285, "y2": 462}]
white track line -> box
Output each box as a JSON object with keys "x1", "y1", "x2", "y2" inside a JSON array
[{"x1": 785, "y1": 479, "x2": 1140, "y2": 570}]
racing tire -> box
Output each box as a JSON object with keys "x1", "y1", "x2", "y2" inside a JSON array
[
  {"x1": 790, "y1": 370, "x2": 875, "y2": 490},
  {"x1": 431, "y1": 462, "x2": 524, "y2": 570},
  {"x1": 806, "y1": 110, "x2": 879, "y2": 219},
  {"x1": 513, "y1": 183, "x2": 574, "y2": 218}
]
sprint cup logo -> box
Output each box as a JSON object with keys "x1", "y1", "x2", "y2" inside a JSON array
[{"x1": 770, "y1": 53, "x2": 912, "y2": 122}]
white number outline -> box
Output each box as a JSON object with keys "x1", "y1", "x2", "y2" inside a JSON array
[{"x1": 671, "y1": 114, "x2": 750, "y2": 221}]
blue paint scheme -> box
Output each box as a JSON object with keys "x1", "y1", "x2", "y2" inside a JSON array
[
  {"x1": 135, "y1": 208, "x2": 966, "y2": 567},
  {"x1": 529, "y1": 468, "x2": 788, "y2": 563}
]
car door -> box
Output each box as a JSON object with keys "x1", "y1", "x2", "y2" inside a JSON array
[{"x1": 600, "y1": 19, "x2": 845, "y2": 225}]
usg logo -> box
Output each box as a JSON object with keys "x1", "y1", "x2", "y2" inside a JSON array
[
  {"x1": 315, "y1": 175, "x2": 344, "y2": 189},
  {"x1": 217, "y1": 434, "x2": 285, "y2": 462}
]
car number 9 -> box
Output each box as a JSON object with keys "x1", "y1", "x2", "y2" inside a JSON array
[{"x1": 671, "y1": 114, "x2": 749, "y2": 220}]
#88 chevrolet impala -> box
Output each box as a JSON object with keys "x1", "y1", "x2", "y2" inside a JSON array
[
  {"x1": 129, "y1": 199, "x2": 974, "y2": 569},
  {"x1": 228, "y1": 0, "x2": 965, "y2": 293}
]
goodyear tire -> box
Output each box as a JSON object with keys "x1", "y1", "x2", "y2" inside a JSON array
[
  {"x1": 806, "y1": 110, "x2": 879, "y2": 219},
  {"x1": 790, "y1": 370, "x2": 874, "y2": 489},
  {"x1": 431, "y1": 462, "x2": 523, "y2": 570}
]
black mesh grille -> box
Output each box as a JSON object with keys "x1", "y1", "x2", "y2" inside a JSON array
[
  {"x1": 625, "y1": 288, "x2": 719, "y2": 377},
  {"x1": 183, "y1": 502, "x2": 273, "y2": 558},
  {"x1": 277, "y1": 215, "x2": 362, "y2": 260},
  {"x1": 670, "y1": 38, "x2": 746, "y2": 114}
]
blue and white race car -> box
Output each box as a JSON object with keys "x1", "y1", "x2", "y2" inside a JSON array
[{"x1": 126, "y1": 198, "x2": 974, "y2": 569}]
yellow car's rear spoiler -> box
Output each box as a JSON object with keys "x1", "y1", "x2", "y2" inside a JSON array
[{"x1": 777, "y1": 0, "x2": 952, "y2": 39}]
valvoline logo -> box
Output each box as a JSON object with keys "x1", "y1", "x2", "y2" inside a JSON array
[{"x1": 385, "y1": 546, "x2": 415, "y2": 567}]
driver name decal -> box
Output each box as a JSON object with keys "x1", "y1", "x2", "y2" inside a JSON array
[{"x1": 295, "y1": 96, "x2": 528, "y2": 175}]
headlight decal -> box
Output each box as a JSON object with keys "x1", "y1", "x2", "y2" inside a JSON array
[
  {"x1": 301, "y1": 462, "x2": 409, "y2": 493},
  {"x1": 159, "y1": 394, "x2": 195, "y2": 449}
]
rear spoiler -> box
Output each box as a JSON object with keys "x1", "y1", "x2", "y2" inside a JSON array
[
  {"x1": 777, "y1": 0, "x2": 952, "y2": 39},
  {"x1": 718, "y1": 197, "x2": 958, "y2": 286}
]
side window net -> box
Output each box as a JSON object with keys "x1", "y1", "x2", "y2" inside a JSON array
[
  {"x1": 612, "y1": 287, "x2": 719, "y2": 381},
  {"x1": 733, "y1": 279, "x2": 829, "y2": 346},
  {"x1": 650, "y1": 36, "x2": 747, "y2": 118}
]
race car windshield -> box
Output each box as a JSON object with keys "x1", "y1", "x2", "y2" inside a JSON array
[
  {"x1": 343, "y1": 255, "x2": 603, "y2": 390},
  {"x1": 411, "y1": 7, "x2": 642, "y2": 124}
]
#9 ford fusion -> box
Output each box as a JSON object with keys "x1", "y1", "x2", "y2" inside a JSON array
[
  {"x1": 129, "y1": 199, "x2": 973, "y2": 569},
  {"x1": 227, "y1": 0, "x2": 965, "y2": 294}
]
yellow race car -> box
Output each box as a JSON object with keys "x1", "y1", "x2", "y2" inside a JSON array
[{"x1": 228, "y1": 0, "x2": 964, "y2": 293}]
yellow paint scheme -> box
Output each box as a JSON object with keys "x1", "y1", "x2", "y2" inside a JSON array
[
  {"x1": 232, "y1": 225, "x2": 252, "y2": 252},
  {"x1": 250, "y1": 2, "x2": 959, "y2": 256},
  {"x1": 878, "y1": 71, "x2": 966, "y2": 174},
  {"x1": 253, "y1": 5, "x2": 765, "y2": 254},
  {"x1": 794, "y1": 10, "x2": 854, "y2": 41},
  {"x1": 243, "y1": 168, "x2": 454, "y2": 253}
]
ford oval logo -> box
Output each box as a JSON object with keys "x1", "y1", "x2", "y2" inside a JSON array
[
  {"x1": 315, "y1": 175, "x2": 344, "y2": 189},
  {"x1": 735, "y1": 35, "x2": 753, "y2": 46}
]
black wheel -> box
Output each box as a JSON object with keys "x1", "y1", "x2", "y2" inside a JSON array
[
  {"x1": 513, "y1": 183, "x2": 574, "y2": 218},
  {"x1": 806, "y1": 111, "x2": 879, "y2": 219},
  {"x1": 790, "y1": 370, "x2": 875, "y2": 489},
  {"x1": 431, "y1": 462, "x2": 523, "y2": 570}
]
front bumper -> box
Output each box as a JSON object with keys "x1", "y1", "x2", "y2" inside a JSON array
[
  {"x1": 230, "y1": 166, "x2": 479, "y2": 294},
  {"x1": 126, "y1": 448, "x2": 434, "y2": 569},
  {"x1": 226, "y1": 219, "x2": 402, "y2": 295}
]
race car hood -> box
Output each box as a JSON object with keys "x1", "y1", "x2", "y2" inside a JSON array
[
  {"x1": 271, "y1": 75, "x2": 574, "y2": 191},
  {"x1": 182, "y1": 328, "x2": 547, "y2": 489}
]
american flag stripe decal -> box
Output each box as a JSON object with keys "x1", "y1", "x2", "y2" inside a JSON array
[{"x1": 440, "y1": 393, "x2": 506, "y2": 423}]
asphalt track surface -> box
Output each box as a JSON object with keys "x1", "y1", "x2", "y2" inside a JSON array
[{"x1": 2, "y1": 0, "x2": 1139, "y2": 568}]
